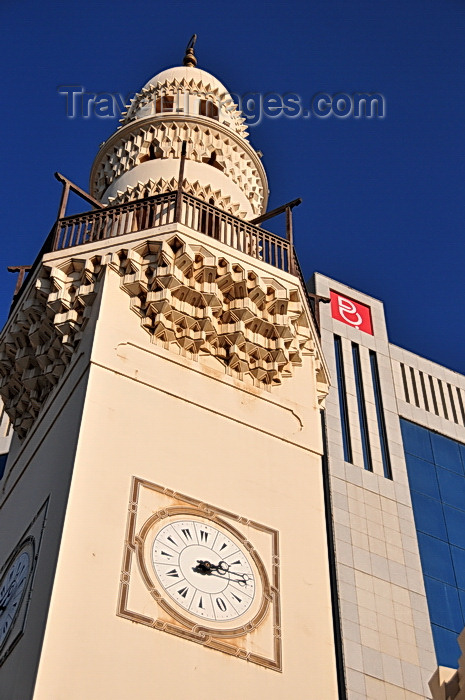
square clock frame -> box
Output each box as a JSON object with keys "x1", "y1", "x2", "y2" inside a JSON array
[{"x1": 117, "y1": 477, "x2": 282, "y2": 671}]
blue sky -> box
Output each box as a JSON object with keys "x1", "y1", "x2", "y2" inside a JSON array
[{"x1": 1, "y1": 0, "x2": 465, "y2": 373}]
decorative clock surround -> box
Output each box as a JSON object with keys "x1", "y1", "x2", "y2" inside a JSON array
[
  {"x1": 112, "y1": 235, "x2": 327, "y2": 392},
  {"x1": 118, "y1": 477, "x2": 281, "y2": 671},
  {"x1": 0, "y1": 257, "x2": 102, "y2": 438},
  {"x1": 0, "y1": 538, "x2": 35, "y2": 655},
  {"x1": 0, "y1": 499, "x2": 48, "y2": 666}
]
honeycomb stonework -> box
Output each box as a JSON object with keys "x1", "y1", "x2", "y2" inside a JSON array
[
  {"x1": 0, "y1": 236, "x2": 326, "y2": 440},
  {"x1": 0, "y1": 257, "x2": 102, "y2": 439},
  {"x1": 112, "y1": 235, "x2": 327, "y2": 394},
  {"x1": 91, "y1": 119, "x2": 265, "y2": 216}
]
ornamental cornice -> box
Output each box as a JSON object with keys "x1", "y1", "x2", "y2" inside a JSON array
[
  {"x1": 0, "y1": 237, "x2": 328, "y2": 441},
  {"x1": 0, "y1": 257, "x2": 103, "y2": 439},
  {"x1": 90, "y1": 114, "x2": 268, "y2": 214},
  {"x1": 109, "y1": 235, "x2": 328, "y2": 398}
]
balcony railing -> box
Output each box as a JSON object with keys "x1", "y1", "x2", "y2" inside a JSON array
[{"x1": 53, "y1": 191, "x2": 293, "y2": 273}]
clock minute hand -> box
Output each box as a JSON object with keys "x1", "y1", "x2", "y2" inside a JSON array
[{"x1": 192, "y1": 561, "x2": 250, "y2": 586}]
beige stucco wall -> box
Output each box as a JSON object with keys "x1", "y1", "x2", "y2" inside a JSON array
[
  {"x1": 27, "y1": 243, "x2": 338, "y2": 698},
  {"x1": 0, "y1": 364, "x2": 90, "y2": 699}
]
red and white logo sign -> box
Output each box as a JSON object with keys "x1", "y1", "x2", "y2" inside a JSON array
[{"x1": 330, "y1": 291, "x2": 373, "y2": 335}]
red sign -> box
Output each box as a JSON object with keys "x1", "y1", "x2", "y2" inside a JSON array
[{"x1": 330, "y1": 291, "x2": 373, "y2": 335}]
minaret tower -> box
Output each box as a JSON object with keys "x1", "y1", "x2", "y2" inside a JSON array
[{"x1": 0, "y1": 43, "x2": 337, "y2": 699}]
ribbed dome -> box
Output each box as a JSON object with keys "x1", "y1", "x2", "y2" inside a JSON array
[
  {"x1": 91, "y1": 56, "x2": 268, "y2": 218},
  {"x1": 120, "y1": 64, "x2": 247, "y2": 139},
  {"x1": 143, "y1": 65, "x2": 230, "y2": 98}
]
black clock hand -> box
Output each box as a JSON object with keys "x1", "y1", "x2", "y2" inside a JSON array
[
  {"x1": 192, "y1": 561, "x2": 251, "y2": 585},
  {"x1": 194, "y1": 560, "x2": 248, "y2": 575},
  {"x1": 199, "y1": 570, "x2": 252, "y2": 587}
]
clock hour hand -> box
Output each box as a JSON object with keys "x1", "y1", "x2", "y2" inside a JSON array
[
  {"x1": 192, "y1": 560, "x2": 216, "y2": 575},
  {"x1": 192, "y1": 560, "x2": 251, "y2": 585}
]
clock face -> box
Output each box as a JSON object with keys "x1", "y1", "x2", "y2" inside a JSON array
[
  {"x1": 151, "y1": 517, "x2": 257, "y2": 623},
  {"x1": 0, "y1": 539, "x2": 34, "y2": 652}
]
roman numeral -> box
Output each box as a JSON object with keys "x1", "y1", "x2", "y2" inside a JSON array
[
  {"x1": 216, "y1": 597, "x2": 227, "y2": 612},
  {"x1": 181, "y1": 528, "x2": 192, "y2": 540},
  {"x1": 199, "y1": 530, "x2": 209, "y2": 543},
  {"x1": 167, "y1": 536, "x2": 177, "y2": 546},
  {"x1": 198, "y1": 597, "x2": 204, "y2": 609},
  {"x1": 231, "y1": 593, "x2": 242, "y2": 603},
  {"x1": 161, "y1": 550, "x2": 173, "y2": 558},
  {"x1": 220, "y1": 543, "x2": 227, "y2": 551},
  {"x1": 230, "y1": 560, "x2": 241, "y2": 566},
  {"x1": 178, "y1": 587, "x2": 189, "y2": 598},
  {"x1": 166, "y1": 569, "x2": 179, "y2": 577}
]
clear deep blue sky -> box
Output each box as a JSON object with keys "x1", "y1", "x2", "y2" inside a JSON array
[{"x1": 1, "y1": 0, "x2": 465, "y2": 372}]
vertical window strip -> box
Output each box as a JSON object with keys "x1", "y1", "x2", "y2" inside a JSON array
[
  {"x1": 456, "y1": 388, "x2": 465, "y2": 426},
  {"x1": 400, "y1": 363, "x2": 410, "y2": 403},
  {"x1": 409, "y1": 366, "x2": 420, "y2": 408},
  {"x1": 447, "y1": 384, "x2": 459, "y2": 424},
  {"x1": 429, "y1": 375, "x2": 440, "y2": 416},
  {"x1": 334, "y1": 335, "x2": 353, "y2": 463},
  {"x1": 369, "y1": 351, "x2": 393, "y2": 479},
  {"x1": 352, "y1": 343, "x2": 373, "y2": 472},
  {"x1": 438, "y1": 380, "x2": 449, "y2": 420},
  {"x1": 419, "y1": 371, "x2": 430, "y2": 412}
]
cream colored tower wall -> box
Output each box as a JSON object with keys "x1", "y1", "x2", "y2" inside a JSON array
[
  {"x1": 0, "y1": 401, "x2": 12, "y2": 455},
  {"x1": 29, "y1": 238, "x2": 337, "y2": 699},
  {"x1": 0, "y1": 361, "x2": 90, "y2": 699}
]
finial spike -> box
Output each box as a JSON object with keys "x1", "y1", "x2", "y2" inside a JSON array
[{"x1": 183, "y1": 34, "x2": 197, "y2": 67}]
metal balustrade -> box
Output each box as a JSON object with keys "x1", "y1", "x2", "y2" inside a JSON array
[{"x1": 53, "y1": 191, "x2": 292, "y2": 273}]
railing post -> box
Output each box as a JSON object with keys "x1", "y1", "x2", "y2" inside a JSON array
[
  {"x1": 285, "y1": 205, "x2": 296, "y2": 274},
  {"x1": 176, "y1": 140, "x2": 187, "y2": 223},
  {"x1": 57, "y1": 181, "x2": 71, "y2": 220},
  {"x1": 52, "y1": 221, "x2": 61, "y2": 251}
]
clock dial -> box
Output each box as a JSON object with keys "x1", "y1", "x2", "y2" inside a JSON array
[
  {"x1": 0, "y1": 539, "x2": 34, "y2": 652},
  {"x1": 151, "y1": 518, "x2": 256, "y2": 622}
]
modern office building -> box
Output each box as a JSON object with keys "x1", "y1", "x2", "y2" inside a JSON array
[
  {"x1": 0, "y1": 44, "x2": 464, "y2": 700},
  {"x1": 311, "y1": 273, "x2": 465, "y2": 699}
]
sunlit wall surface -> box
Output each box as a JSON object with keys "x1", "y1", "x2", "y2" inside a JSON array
[{"x1": 401, "y1": 419, "x2": 465, "y2": 667}]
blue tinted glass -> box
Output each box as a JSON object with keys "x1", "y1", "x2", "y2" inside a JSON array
[
  {"x1": 451, "y1": 546, "x2": 465, "y2": 590},
  {"x1": 431, "y1": 432, "x2": 464, "y2": 474},
  {"x1": 405, "y1": 454, "x2": 440, "y2": 500},
  {"x1": 352, "y1": 344, "x2": 372, "y2": 471},
  {"x1": 444, "y1": 506, "x2": 465, "y2": 549},
  {"x1": 437, "y1": 468, "x2": 465, "y2": 512},
  {"x1": 0, "y1": 454, "x2": 6, "y2": 481},
  {"x1": 424, "y1": 577, "x2": 463, "y2": 632},
  {"x1": 431, "y1": 624, "x2": 461, "y2": 668},
  {"x1": 411, "y1": 491, "x2": 447, "y2": 540},
  {"x1": 460, "y1": 444, "x2": 465, "y2": 472},
  {"x1": 417, "y1": 533, "x2": 455, "y2": 585},
  {"x1": 458, "y1": 589, "x2": 465, "y2": 621},
  {"x1": 400, "y1": 420, "x2": 433, "y2": 462}
]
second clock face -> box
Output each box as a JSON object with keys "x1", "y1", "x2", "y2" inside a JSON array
[
  {"x1": 151, "y1": 518, "x2": 256, "y2": 622},
  {"x1": 0, "y1": 539, "x2": 34, "y2": 653}
]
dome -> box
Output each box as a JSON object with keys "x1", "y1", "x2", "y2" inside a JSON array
[
  {"x1": 120, "y1": 64, "x2": 248, "y2": 139},
  {"x1": 90, "y1": 49, "x2": 268, "y2": 218},
  {"x1": 143, "y1": 65, "x2": 231, "y2": 100}
]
